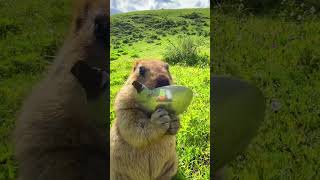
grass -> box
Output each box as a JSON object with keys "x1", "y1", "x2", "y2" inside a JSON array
[
  {"x1": 212, "y1": 8, "x2": 320, "y2": 179},
  {"x1": 110, "y1": 9, "x2": 210, "y2": 179}
]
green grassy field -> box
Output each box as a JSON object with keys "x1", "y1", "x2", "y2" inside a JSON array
[
  {"x1": 110, "y1": 9, "x2": 210, "y2": 179},
  {"x1": 213, "y1": 9, "x2": 320, "y2": 179}
]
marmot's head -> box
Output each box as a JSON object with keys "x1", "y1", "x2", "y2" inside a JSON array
[
  {"x1": 129, "y1": 60, "x2": 173, "y2": 89},
  {"x1": 68, "y1": 0, "x2": 109, "y2": 100},
  {"x1": 70, "y1": 0, "x2": 109, "y2": 71}
]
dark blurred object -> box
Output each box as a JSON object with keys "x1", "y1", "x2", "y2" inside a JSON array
[{"x1": 211, "y1": 76, "x2": 266, "y2": 171}]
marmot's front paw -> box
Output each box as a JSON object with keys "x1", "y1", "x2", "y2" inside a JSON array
[
  {"x1": 151, "y1": 108, "x2": 171, "y2": 132},
  {"x1": 167, "y1": 115, "x2": 180, "y2": 135}
]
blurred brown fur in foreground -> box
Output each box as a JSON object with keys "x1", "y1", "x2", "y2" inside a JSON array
[{"x1": 14, "y1": 0, "x2": 109, "y2": 180}]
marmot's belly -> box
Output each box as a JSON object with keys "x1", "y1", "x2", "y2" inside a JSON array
[{"x1": 111, "y1": 131, "x2": 177, "y2": 179}]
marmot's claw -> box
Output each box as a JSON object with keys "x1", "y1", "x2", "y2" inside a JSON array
[
  {"x1": 151, "y1": 108, "x2": 171, "y2": 131},
  {"x1": 167, "y1": 116, "x2": 180, "y2": 135}
]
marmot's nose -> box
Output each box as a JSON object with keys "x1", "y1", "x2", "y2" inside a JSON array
[{"x1": 155, "y1": 75, "x2": 170, "y2": 88}]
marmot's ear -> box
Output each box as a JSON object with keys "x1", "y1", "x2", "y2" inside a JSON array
[
  {"x1": 72, "y1": 0, "x2": 90, "y2": 33},
  {"x1": 164, "y1": 63, "x2": 169, "y2": 71},
  {"x1": 133, "y1": 60, "x2": 141, "y2": 72}
]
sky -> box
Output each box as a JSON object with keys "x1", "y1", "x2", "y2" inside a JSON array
[{"x1": 111, "y1": 0, "x2": 210, "y2": 15}]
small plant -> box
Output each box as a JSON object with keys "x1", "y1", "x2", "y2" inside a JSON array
[
  {"x1": 150, "y1": 35, "x2": 158, "y2": 40},
  {"x1": 180, "y1": 12, "x2": 202, "y2": 19},
  {"x1": 111, "y1": 52, "x2": 120, "y2": 61},
  {"x1": 0, "y1": 19, "x2": 21, "y2": 39},
  {"x1": 278, "y1": 0, "x2": 318, "y2": 22},
  {"x1": 146, "y1": 39, "x2": 154, "y2": 44},
  {"x1": 297, "y1": 46, "x2": 320, "y2": 73},
  {"x1": 163, "y1": 36, "x2": 208, "y2": 67},
  {"x1": 130, "y1": 53, "x2": 139, "y2": 58}
]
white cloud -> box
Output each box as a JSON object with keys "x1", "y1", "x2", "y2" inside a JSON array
[{"x1": 111, "y1": 0, "x2": 209, "y2": 14}]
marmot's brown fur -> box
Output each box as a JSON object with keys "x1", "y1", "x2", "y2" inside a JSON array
[
  {"x1": 14, "y1": 0, "x2": 109, "y2": 180},
  {"x1": 110, "y1": 60, "x2": 180, "y2": 180}
]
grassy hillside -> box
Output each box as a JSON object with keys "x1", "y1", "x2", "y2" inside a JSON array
[
  {"x1": 212, "y1": 9, "x2": 320, "y2": 179},
  {"x1": 110, "y1": 9, "x2": 210, "y2": 180}
]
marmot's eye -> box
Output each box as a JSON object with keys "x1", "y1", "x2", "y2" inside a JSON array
[
  {"x1": 94, "y1": 15, "x2": 108, "y2": 38},
  {"x1": 164, "y1": 63, "x2": 169, "y2": 71},
  {"x1": 139, "y1": 66, "x2": 147, "y2": 76}
]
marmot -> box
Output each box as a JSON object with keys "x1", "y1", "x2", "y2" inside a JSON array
[
  {"x1": 110, "y1": 60, "x2": 180, "y2": 180},
  {"x1": 14, "y1": 0, "x2": 109, "y2": 180}
]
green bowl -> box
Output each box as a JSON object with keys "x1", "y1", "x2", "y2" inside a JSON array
[{"x1": 133, "y1": 81, "x2": 193, "y2": 115}]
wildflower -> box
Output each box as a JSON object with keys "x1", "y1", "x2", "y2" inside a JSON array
[
  {"x1": 290, "y1": 12, "x2": 295, "y2": 17},
  {"x1": 310, "y1": 6, "x2": 316, "y2": 14},
  {"x1": 271, "y1": 99, "x2": 281, "y2": 112}
]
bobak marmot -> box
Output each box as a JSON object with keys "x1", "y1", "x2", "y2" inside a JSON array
[
  {"x1": 14, "y1": 0, "x2": 109, "y2": 180},
  {"x1": 110, "y1": 60, "x2": 180, "y2": 180}
]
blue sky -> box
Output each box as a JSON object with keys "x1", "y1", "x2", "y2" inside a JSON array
[{"x1": 111, "y1": 0, "x2": 210, "y2": 14}]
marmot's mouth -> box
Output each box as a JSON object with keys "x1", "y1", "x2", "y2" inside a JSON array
[
  {"x1": 71, "y1": 61, "x2": 108, "y2": 100},
  {"x1": 155, "y1": 76, "x2": 170, "y2": 88}
]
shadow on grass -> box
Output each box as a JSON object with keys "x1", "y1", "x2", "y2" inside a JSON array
[{"x1": 172, "y1": 169, "x2": 188, "y2": 180}]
